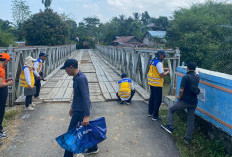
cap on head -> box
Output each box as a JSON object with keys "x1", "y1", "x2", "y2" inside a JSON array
[
  {"x1": 0, "y1": 53, "x2": 11, "y2": 61},
  {"x1": 156, "y1": 50, "x2": 167, "y2": 57},
  {"x1": 39, "y1": 52, "x2": 48, "y2": 57},
  {"x1": 60, "y1": 59, "x2": 78, "y2": 69},
  {"x1": 121, "y1": 73, "x2": 127, "y2": 79}
]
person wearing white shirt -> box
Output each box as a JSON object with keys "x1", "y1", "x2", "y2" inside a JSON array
[
  {"x1": 116, "y1": 73, "x2": 135, "y2": 104},
  {"x1": 20, "y1": 56, "x2": 36, "y2": 110},
  {"x1": 147, "y1": 50, "x2": 169, "y2": 121},
  {"x1": 34, "y1": 52, "x2": 48, "y2": 99}
]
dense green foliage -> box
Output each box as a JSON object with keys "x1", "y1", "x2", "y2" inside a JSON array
[
  {"x1": 0, "y1": 19, "x2": 15, "y2": 47},
  {"x1": 1, "y1": 1, "x2": 232, "y2": 74},
  {"x1": 160, "y1": 109, "x2": 226, "y2": 157},
  {"x1": 23, "y1": 9, "x2": 70, "y2": 46},
  {"x1": 73, "y1": 12, "x2": 169, "y2": 47},
  {"x1": 167, "y1": 1, "x2": 232, "y2": 74}
]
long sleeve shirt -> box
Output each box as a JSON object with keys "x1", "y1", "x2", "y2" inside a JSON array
[
  {"x1": 33, "y1": 59, "x2": 43, "y2": 77},
  {"x1": 72, "y1": 71, "x2": 91, "y2": 116},
  {"x1": 24, "y1": 66, "x2": 32, "y2": 86}
]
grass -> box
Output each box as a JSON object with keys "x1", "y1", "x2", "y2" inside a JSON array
[
  {"x1": 159, "y1": 109, "x2": 226, "y2": 157},
  {"x1": 2, "y1": 108, "x2": 21, "y2": 128}
]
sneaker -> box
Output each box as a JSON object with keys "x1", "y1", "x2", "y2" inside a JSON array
[
  {"x1": 34, "y1": 96, "x2": 40, "y2": 99},
  {"x1": 0, "y1": 128, "x2": 7, "y2": 134},
  {"x1": 161, "y1": 124, "x2": 173, "y2": 134},
  {"x1": 183, "y1": 137, "x2": 191, "y2": 144},
  {"x1": 84, "y1": 146, "x2": 99, "y2": 155},
  {"x1": 0, "y1": 132, "x2": 7, "y2": 139},
  {"x1": 126, "y1": 101, "x2": 130, "y2": 105},
  {"x1": 147, "y1": 114, "x2": 152, "y2": 117},
  {"x1": 31, "y1": 103, "x2": 36, "y2": 107},
  {"x1": 25, "y1": 106, "x2": 34, "y2": 111},
  {"x1": 120, "y1": 100, "x2": 124, "y2": 104},
  {"x1": 152, "y1": 116, "x2": 162, "y2": 121}
]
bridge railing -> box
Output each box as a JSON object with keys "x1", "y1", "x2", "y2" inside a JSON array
[
  {"x1": 95, "y1": 44, "x2": 180, "y2": 93},
  {"x1": 0, "y1": 44, "x2": 76, "y2": 107}
]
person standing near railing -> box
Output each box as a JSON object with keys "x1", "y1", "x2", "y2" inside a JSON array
[
  {"x1": 148, "y1": 50, "x2": 169, "y2": 121},
  {"x1": 20, "y1": 56, "x2": 36, "y2": 110},
  {"x1": 33, "y1": 52, "x2": 48, "y2": 100},
  {"x1": 0, "y1": 53, "x2": 14, "y2": 145}
]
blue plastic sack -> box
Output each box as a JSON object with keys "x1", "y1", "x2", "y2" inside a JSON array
[{"x1": 55, "y1": 117, "x2": 107, "y2": 154}]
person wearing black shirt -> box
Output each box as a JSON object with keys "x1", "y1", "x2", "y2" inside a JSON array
[{"x1": 161, "y1": 62, "x2": 200, "y2": 143}]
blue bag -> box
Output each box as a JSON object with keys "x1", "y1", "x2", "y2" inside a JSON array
[{"x1": 55, "y1": 117, "x2": 107, "y2": 154}]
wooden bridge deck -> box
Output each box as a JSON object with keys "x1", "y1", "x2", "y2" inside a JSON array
[{"x1": 16, "y1": 49, "x2": 149, "y2": 104}]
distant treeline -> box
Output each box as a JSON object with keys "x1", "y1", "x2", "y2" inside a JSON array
[{"x1": 0, "y1": 1, "x2": 231, "y2": 74}]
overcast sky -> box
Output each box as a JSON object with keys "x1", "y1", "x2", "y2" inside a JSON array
[{"x1": 0, "y1": 0, "x2": 231, "y2": 24}]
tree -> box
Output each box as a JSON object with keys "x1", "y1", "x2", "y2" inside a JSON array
[
  {"x1": 0, "y1": 29, "x2": 15, "y2": 47},
  {"x1": 166, "y1": 1, "x2": 232, "y2": 73},
  {"x1": 82, "y1": 17, "x2": 100, "y2": 30},
  {"x1": 42, "y1": 0, "x2": 52, "y2": 9},
  {"x1": 11, "y1": 0, "x2": 31, "y2": 28},
  {"x1": 65, "y1": 19, "x2": 78, "y2": 41},
  {"x1": 23, "y1": 9, "x2": 70, "y2": 45},
  {"x1": 133, "y1": 12, "x2": 140, "y2": 21},
  {"x1": 11, "y1": 0, "x2": 31, "y2": 40},
  {"x1": 141, "y1": 11, "x2": 150, "y2": 25}
]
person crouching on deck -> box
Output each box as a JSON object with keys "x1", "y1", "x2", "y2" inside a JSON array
[
  {"x1": 116, "y1": 73, "x2": 135, "y2": 104},
  {"x1": 20, "y1": 56, "x2": 36, "y2": 110}
]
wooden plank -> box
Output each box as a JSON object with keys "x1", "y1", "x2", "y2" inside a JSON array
[
  {"x1": 68, "y1": 80, "x2": 73, "y2": 88},
  {"x1": 102, "y1": 77, "x2": 108, "y2": 82},
  {"x1": 62, "y1": 80, "x2": 70, "y2": 88},
  {"x1": 90, "y1": 95, "x2": 105, "y2": 102},
  {"x1": 110, "y1": 82, "x2": 118, "y2": 92},
  {"x1": 63, "y1": 87, "x2": 73, "y2": 99},
  {"x1": 102, "y1": 92, "x2": 111, "y2": 100},
  {"x1": 105, "y1": 73, "x2": 114, "y2": 82},
  {"x1": 134, "y1": 83, "x2": 150, "y2": 100},
  {"x1": 40, "y1": 88, "x2": 52, "y2": 94},
  {"x1": 99, "y1": 82, "x2": 109, "y2": 93},
  {"x1": 43, "y1": 82, "x2": 56, "y2": 88},
  {"x1": 54, "y1": 80, "x2": 63, "y2": 88},
  {"x1": 110, "y1": 93, "x2": 117, "y2": 100},
  {"x1": 47, "y1": 87, "x2": 59, "y2": 99},
  {"x1": 97, "y1": 75, "x2": 104, "y2": 82},
  {"x1": 105, "y1": 82, "x2": 115, "y2": 93},
  {"x1": 85, "y1": 73, "x2": 98, "y2": 83}
]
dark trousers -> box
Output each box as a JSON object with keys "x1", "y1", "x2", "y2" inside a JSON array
[
  {"x1": 25, "y1": 96, "x2": 33, "y2": 107},
  {"x1": 116, "y1": 90, "x2": 135, "y2": 102},
  {"x1": 34, "y1": 76, "x2": 41, "y2": 97},
  {"x1": 0, "y1": 87, "x2": 8, "y2": 131},
  {"x1": 64, "y1": 111, "x2": 98, "y2": 157},
  {"x1": 168, "y1": 100, "x2": 196, "y2": 139},
  {"x1": 148, "y1": 86, "x2": 162, "y2": 118}
]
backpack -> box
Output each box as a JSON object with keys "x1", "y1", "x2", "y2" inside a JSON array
[{"x1": 188, "y1": 75, "x2": 200, "y2": 95}]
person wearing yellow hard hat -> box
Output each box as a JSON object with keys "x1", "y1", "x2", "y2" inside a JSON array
[{"x1": 0, "y1": 53, "x2": 14, "y2": 143}]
